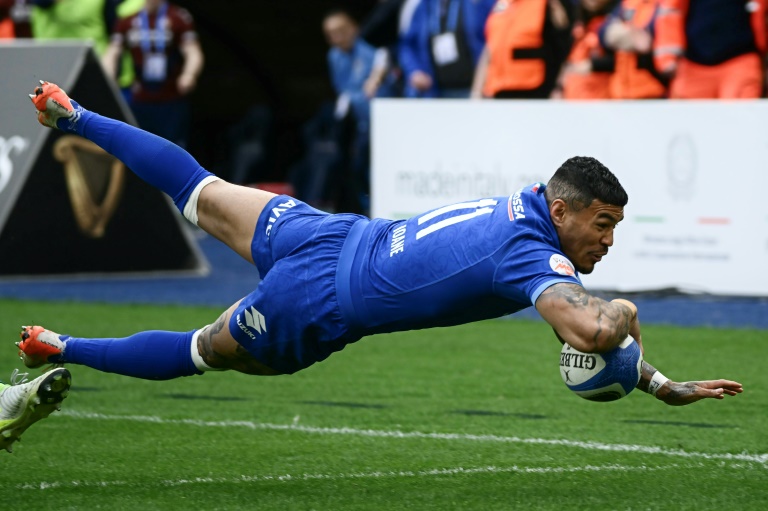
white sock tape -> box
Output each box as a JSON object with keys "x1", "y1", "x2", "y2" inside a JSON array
[
  {"x1": 182, "y1": 175, "x2": 221, "y2": 226},
  {"x1": 190, "y1": 327, "x2": 220, "y2": 372},
  {"x1": 648, "y1": 371, "x2": 670, "y2": 396}
]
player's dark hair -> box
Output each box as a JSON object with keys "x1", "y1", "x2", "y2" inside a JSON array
[{"x1": 545, "y1": 156, "x2": 628, "y2": 210}]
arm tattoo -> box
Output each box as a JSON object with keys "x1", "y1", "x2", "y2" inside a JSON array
[
  {"x1": 543, "y1": 284, "x2": 633, "y2": 347},
  {"x1": 664, "y1": 383, "x2": 697, "y2": 402},
  {"x1": 594, "y1": 299, "x2": 633, "y2": 344},
  {"x1": 636, "y1": 360, "x2": 657, "y2": 393},
  {"x1": 546, "y1": 283, "x2": 590, "y2": 308},
  {"x1": 637, "y1": 360, "x2": 696, "y2": 402}
]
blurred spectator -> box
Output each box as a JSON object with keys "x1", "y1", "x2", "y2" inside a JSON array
[
  {"x1": 0, "y1": 0, "x2": 32, "y2": 38},
  {"x1": 560, "y1": 0, "x2": 618, "y2": 100},
  {"x1": 359, "y1": 0, "x2": 409, "y2": 96},
  {"x1": 654, "y1": 0, "x2": 765, "y2": 99},
  {"x1": 599, "y1": 0, "x2": 667, "y2": 99},
  {"x1": 471, "y1": 0, "x2": 573, "y2": 99},
  {"x1": 323, "y1": 9, "x2": 394, "y2": 214},
  {"x1": 29, "y1": 0, "x2": 122, "y2": 54},
  {"x1": 102, "y1": 0, "x2": 204, "y2": 147},
  {"x1": 399, "y1": 0, "x2": 495, "y2": 98},
  {"x1": 19, "y1": 0, "x2": 139, "y2": 92}
]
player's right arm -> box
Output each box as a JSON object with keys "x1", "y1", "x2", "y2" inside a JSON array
[{"x1": 535, "y1": 282, "x2": 641, "y2": 354}]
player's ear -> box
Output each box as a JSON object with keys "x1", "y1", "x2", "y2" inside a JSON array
[{"x1": 549, "y1": 199, "x2": 568, "y2": 227}]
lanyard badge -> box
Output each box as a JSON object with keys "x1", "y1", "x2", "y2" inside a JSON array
[
  {"x1": 139, "y1": 3, "x2": 169, "y2": 82},
  {"x1": 431, "y1": 0, "x2": 461, "y2": 66}
]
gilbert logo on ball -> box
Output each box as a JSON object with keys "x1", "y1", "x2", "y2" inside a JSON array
[{"x1": 559, "y1": 337, "x2": 643, "y2": 402}]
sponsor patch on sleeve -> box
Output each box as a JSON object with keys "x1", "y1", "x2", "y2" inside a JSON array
[
  {"x1": 549, "y1": 254, "x2": 575, "y2": 276},
  {"x1": 507, "y1": 188, "x2": 526, "y2": 220}
]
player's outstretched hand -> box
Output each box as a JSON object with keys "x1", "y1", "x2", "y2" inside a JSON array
[{"x1": 656, "y1": 379, "x2": 743, "y2": 406}]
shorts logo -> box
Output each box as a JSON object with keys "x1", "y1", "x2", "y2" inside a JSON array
[
  {"x1": 265, "y1": 199, "x2": 297, "y2": 237},
  {"x1": 549, "y1": 254, "x2": 575, "y2": 276},
  {"x1": 236, "y1": 306, "x2": 266, "y2": 340}
]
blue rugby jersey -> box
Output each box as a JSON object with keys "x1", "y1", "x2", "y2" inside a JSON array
[{"x1": 336, "y1": 183, "x2": 583, "y2": 335}]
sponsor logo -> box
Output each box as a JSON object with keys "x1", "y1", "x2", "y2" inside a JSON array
[
  {"x1": 0, "y1": 136, "x2": 29, "y2": 195},
  {"x1": 507, "y1": 188, "x2": 526, "y2": 221},
  {"x1": 265, "y1": 199, "x2": 297, "y2": 237},
  {"x1": 559, "y1": 351, "x2": 597, "y2": 371},
  {"x1": 66, "y1": 106, "x2": 83, "y2": 132},
  {"x1": 549, "y1": 254, "x2": 575, "y2": 276},
  {"x1": 236, "y1": 306, "x2": 266, "y2": 340}
]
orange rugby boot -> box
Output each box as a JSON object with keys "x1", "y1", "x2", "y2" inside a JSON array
[
  {"x1": 29, "y1": 80, "x2": 77, "y2": 129},
  {"x1": 17, "y1": 326, "x2": 66, "y2": 369}
]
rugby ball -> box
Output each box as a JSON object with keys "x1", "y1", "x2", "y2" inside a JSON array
[{"x1": 559, "y1": 337, "x2": 643, "y2": 402}]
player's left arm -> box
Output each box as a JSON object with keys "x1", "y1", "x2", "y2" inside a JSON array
[{"x1": 636, "y1": 359, "x2": 743, "y2": 406}]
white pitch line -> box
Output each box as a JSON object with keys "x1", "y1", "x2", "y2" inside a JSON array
[
  {"x1": 59, "y1": 410, "x2": 768, "y2": 465},
  {"x1": 18, "y1": 463, "x2": 680, "y2": 491}
]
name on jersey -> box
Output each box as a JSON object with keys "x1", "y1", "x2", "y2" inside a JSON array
[
  {"x1": 389, "y1": 224, "x2": 407, "y2": 257},
  {"x1": 265, "y1": 199, "x2": 297, "y2": 237},
  {"x1": 507, "y1": 189, "x2": 526, "y2": 221}
]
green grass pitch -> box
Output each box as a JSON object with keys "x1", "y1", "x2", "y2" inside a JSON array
[{"x1": 1, "y1": 298, "x2": 766, "y2": 510}]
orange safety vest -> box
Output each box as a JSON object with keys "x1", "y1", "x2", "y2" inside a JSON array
[
  {"x1": 0, "y1": 17, "x2": 13, "y2": 39},
  {"x1": 483, "y1": 0, "x2": 548, "y2": 96},
  {"x1": 563, "y1": 15, "x2": 612, "y2": 99},
  {"x1": 610, "y1": 0, "x2": 667, "y2": 99},
  {"x1": 654, "y1": 0, "x2": 766, "y2": 72}
]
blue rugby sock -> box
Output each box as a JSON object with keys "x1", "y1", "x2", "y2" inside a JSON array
[
  {"x1": 61, "y1": 330, "x2": 202, "y2": 380},
  {"x1": 57, "y1": 102, "x2": 214, "y2": 214}
]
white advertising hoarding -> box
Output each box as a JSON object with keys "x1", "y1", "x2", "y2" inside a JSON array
[{"x1": 371, "y1": 99, "x2": 768, "y2": 296}]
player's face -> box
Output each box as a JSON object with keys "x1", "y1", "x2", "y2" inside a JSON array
[
  {"x1": 323, "y1": 14, "x2": 357, "y2": 52},
  {"x1": 555, "y1": 199, "x2": 624, "y2": 274}
]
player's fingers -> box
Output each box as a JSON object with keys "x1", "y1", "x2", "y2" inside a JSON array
[
  {"x1": 701, "y1": 387, "x2": 724, "y2": 400},
  {"x1": 694, "y1": 379, "x2": 743, "y2": 391},
  {"x1": 713, "y1": 379, "x2": 743, "y2": 388}
]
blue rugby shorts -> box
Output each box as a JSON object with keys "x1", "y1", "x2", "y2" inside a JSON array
[{"x1": 227, "y1": 195, "x2": 367, "y2": 374}]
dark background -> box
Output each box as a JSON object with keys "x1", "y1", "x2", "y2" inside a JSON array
[{"x1": 180, "y1": 0, "x2": 380, "y2": 182}]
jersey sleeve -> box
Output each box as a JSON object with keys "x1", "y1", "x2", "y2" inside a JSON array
[{"x1": 494, "y1": 237, "x2": 583, "y2": 306}]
